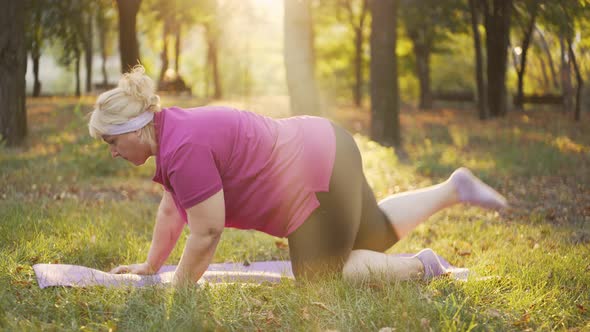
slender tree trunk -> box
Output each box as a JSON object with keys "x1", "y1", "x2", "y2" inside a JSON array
[
  {"x1": 347, "y1": 0, "x2": 367, "y2": 108},
  {"x1": 514, "y1": 2, "x2": 538, "y2": 111},
  {"x1": 75, "y1": 50, "x2": 81, "y2": 97},
  {"x1": 32, "y1": 53, "x2": 41, "y2": 97},
  {"x1": 175, "y1": 24, "x2": 181, "y2": 74},
  {"x1": 0, "y1": 0, "x2": 27, "y2": 146},
  {"x1": 568, "y1": 41, "x2": 583, "y2": 121},
  {"x1": 469, "y1": 0, "x2": 488, "y2": 120},
  {"x1": 206, "y1": 27, "x2": 222, "y2": 99},
  {"x1": 84, "y1": 14, "x2": 93, "y2": 93},
  {"x1": 369, "y1": 0, "x2": 400, "y2": 146},
  {"x1": 560, "y1": 37, "x2": 573, "y2": 113},
  {"x1": 536, "y1": 26, "x2": 559, "y2": 90},
  {"x1": 353, "y1": 26, "x2": 363, "y2": 107},
  {"x1": 116, "y1": 0, "x2": 141, "y2": 73},
  {"x1": 204, "y1": 49, "x2": 210, "y2": 97},
  {"x1": 159, "y1": 21, "x2": 169, "y2": 83},
  {"x1": 483, "y1": 0, "x2": 511, "y2": 117},
  {"x1": 100, "y1": 42, "x2": 108, "y2": 85},
  {"x1": 96, "y1": 9, "x2": 109, "y2": 85},
  {"x1": 411, "y1": 30, "x2": 432, "y2": 110},
  {"x1": 31, "y1": 5, "x2": 42, "y2": 97},
  {"x1": 284, "y1": 0, "x2": 320, "y2": 116}
]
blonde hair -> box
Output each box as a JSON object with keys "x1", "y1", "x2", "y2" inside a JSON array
[{"x1": 88, "y1": 65, "x2": 161, "y2": 149}]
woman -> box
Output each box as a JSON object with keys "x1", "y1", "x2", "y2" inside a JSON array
[{"x1": 89, "y1": 66, "x2": 507, "y2": 286}]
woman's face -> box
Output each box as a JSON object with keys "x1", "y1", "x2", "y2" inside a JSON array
[{"x1": 102, "y1": 131, "x2": 152, "y2": 166}]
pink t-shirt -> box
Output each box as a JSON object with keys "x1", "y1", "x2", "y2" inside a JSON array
[{"x1": 152, "y1": 106, "x2": 336, "y2": 237}]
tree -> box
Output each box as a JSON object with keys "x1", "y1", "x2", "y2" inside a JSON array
[
  {"x1": 24, "y1": 0, "x2": 47, "y2": 97},
  {"x1": 116, "y1": 0, "x2": 141, "y2": 73},
  {"x1": 284, "y1": 0, "x2": 321, "y2": 116},
  {"x1": 541, "y1": 0, "x2": 588, "y2": 120},
  {"x1": 334, "y1": 0, "x2": 370, "y2": 107},
  {"x1": 49, "y1": 0, "x2": 89, "y2": 97},
  {"x1": 82, "y1": 4, "x2": 94, "y2": 93},
  {"x1": 96, "y1": 0, "x2": 117, "y2": 86},
  {"x1": 400, "y1": 0, "x2": 464, "y2": 110},
  {"x1": 513, "y1": 0, "x2": 540, "y2": 111},
  {"x1": 469, "y1": 0, "x2": 488, "y2": 119},
  {"x1": 483, "y1": 0, "x2": 512, "y2": 117},
  {"x1": 369, "y1": 0, "x2": 400, "y2": 146},
  {"x1": 0, "y1": 1, "x2": 27, "y2": 146},
  {"x1": 204, "y1": 21, "x2": 222, "y2": 99}
]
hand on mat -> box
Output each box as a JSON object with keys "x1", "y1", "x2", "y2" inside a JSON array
[{"x1": 109, "y1": 262, "x2": 155, "y2": 275}]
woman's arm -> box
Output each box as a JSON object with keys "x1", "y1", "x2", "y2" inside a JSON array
[
  {"x1": 110, "y1": 191, "x2": 185, "y2": 274},
  {"x1": 145, "y1": 191, "x2": 186, "y2": 272},
  {"x1": 172, "y1": 189, "x2": 225, "y2": 286}
]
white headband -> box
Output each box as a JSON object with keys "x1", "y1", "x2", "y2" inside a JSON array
[{"x1": 103, "y1": 112, "x2": 154, "y2": 135}]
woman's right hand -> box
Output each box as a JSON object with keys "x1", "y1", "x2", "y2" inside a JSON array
[{"x1": 109, "y1": 262, "x2": 155, "y2": 275}]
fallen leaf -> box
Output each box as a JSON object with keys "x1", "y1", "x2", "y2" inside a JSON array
[
  {"x1": 274, "y1": 241, "x2": 288, "y2": 250},
  {"x1": 576, "y1": 304, "x2": 587, "y2": 313},
  {"x1": 513, "y1": 312, "x2": 530, "y2": 327},
  {"x1": 301, "y1": 307, "x2": 310, "y2": 320},
  {"x1": 378, "y1": 328, "x2": 396, "y2": 332},
  {"x1": 312, "y1": 301, "x2": 336, "y2": 314},
  {"x1": 486, "y1": 309, "x2": 502, "y2": 318},
  {"x1": 264, "y1": 310, "x2": 276, "y2": 324},
  {"x1": 457, "y1": 250, "x2": 471, "y2": 257}
]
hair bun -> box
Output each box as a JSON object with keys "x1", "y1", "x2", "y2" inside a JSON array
[{"x1": 118, "y1": 65, "x2": 156, "y2": 105}]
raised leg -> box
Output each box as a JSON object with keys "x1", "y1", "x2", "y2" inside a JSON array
[
  {"x1": 379, "y1": 167, "x2": 507, "y2": 239},
  {"x1": 343, "y1": 168, "x2": 508, "y2": 283}
]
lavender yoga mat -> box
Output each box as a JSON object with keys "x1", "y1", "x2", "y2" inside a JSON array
[{"x1": 33, "y1": 255, "x2": 469, "y2": 289}]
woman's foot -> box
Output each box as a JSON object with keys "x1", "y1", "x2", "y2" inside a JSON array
[
  {"x1": 413, "y1": 248, "x2": 447, "y2": 279},
  {"x1": 449, "y1": 167, "x2": 508, "y2": 210}
]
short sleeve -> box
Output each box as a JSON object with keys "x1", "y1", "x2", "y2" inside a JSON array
[{"x1": 168, "y1": 143, "x2": 223, "y2": 210}]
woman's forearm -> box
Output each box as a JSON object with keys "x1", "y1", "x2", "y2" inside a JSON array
[
  {"x1": 173, "y1": 232, "x2": 221, "y2": 285},
  {"x1": 145, "y1": 211, "x2": 185, "y2": 273}
]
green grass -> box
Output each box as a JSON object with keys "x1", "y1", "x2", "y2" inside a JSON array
[{"x1": 0, "y1": 97, "x2": 588, "y2": 331}]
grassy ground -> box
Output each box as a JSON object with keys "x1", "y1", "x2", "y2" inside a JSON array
[{"x1": 1, "y1": 96, "x2": 588, "y2": 331}]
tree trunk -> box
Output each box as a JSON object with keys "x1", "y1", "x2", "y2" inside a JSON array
[
  {"x1": 469, "y1": 0, "x2": 488, "y2": 120},
  {"x1": 116, "y1": 0, "x2": 141, "y2": 73},
  {"x1": 75, "y1": 50, "x2": 81, "y2": 97},
  {"x1": 175, "y1": 24, "x2": 181, "y2": 74},
  {"x1": 346, "y1": 0, "x2": 367, "y2": 108},
  {"x1": 32, "y1": 54, "x2": 41, "y2": 97},
  {"x1": 560, "y1": 37, "x2": 573, "y2": 113},
  {"x1": 206, "y1": 27, "x2": 222, "y2": 99},
  {"x1": 31, "y1": 4, "x2": 42, "y2": 97},
  {"x1": 159, "y1": 20, "x2": 170, "y2": 83},
  {"x1": 353, "y1": 26, "x2": 363, "y2": 107},
  {"x1": 0, "y1": 1, "x2": 27, "y2": 146},
  {"x1": 483, "y1": 0, "x2": 511, "y2": 117},
  {"x1": 96, "y1": 8, "x2": 109, "y2": 85},
  {"x1": 284, "y1": 0, "x2": 320, "y2": 116},
  {"x1": 84, "y1": 13, "x2": 93, "y2": 93},
  {"x1": 369, "y1": 0, "x2": 400, "y2": 146},
  {"x1": 568, "y1": 41, "x2": 583, "y2": 121},
  {"x1": 410, "y1": 28, "x2": 432, "y2": 110},
  {"x1": 535, "y1": 26, "x2": 559, "y2": 90},
  {"x1": 514, "y1": 2, "x2": 538, "y2": 111}
]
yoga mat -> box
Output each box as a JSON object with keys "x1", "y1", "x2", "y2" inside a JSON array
[{"x1": 33, "y1": 255, "x2": 469, "y2": 289}]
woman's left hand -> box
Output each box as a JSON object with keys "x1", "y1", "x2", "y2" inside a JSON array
[{"x1": 109, "y1": 262, "x2": 155, "y2": 275}]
